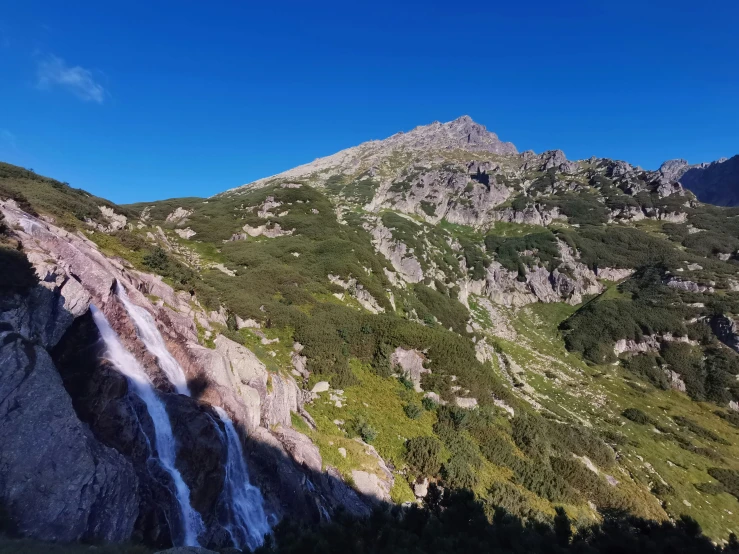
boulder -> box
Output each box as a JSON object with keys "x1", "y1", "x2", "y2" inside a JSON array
[
  {"x1": 312, "y1": 381, "x2": 330, "y2": 393},
  {"x1": 390, "y1": 347, "x2": 429, "y2": 392}
]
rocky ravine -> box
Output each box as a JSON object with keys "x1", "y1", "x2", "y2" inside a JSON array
[{"x1": 0, "y1": 200, "x2": 380, "y2": 548}]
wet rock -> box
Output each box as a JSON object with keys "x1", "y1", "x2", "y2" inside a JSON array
[
  {"x1": 0, "y1": 290, "x2": 138, "y2": 543},
  {"x1": 163, "y1": 396, "x2": 226, "y2": 523}
]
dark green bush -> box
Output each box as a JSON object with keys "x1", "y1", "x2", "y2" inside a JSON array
[
  {"x1": 403, "y1": 403, "x2": 423, "y2": 420},
  {"x1": 622, "y1": 408, "x2": 654, "y2": 426},
  {"x1": 707, "y1": 468, "x2": 739, "y2": 500},
  {"x1": 484, "y1": 231, "x2": 559, "y2": 273},
  {"x1": 405, "y1": 436, "x2": 442, "y2": 476},
  {"x1": 672, "y1": 416, "x2": 730, "y2": 445}
]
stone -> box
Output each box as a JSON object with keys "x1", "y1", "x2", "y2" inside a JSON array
[
  {"x1": 175, "y1": 227, "x2": 196, "y2": 239},
  {"x1": 165, "y1": 207, "x2": 194, "y2": 224},
  {"x1": 338, "y1": 447, "x2": 347, "y2": 458},
  {"x1": 455, "y1": 397, "x2": 478, "y2": 409},
  {"x1": 312, "y1": 381, "x2": 330, "y2": 393},
  {"x1": 414, "y1": 478, "x2": 429, "y2": 498},
  {"x1": 351, "y1": 471, "x2": 390, "y2": 502},
  {"x1": 390, "y1": 347, "x2": 429, "y2": 392},
  {"x1": 271, "y1": 425, "x2": 322, "y2": 473},
  {"x1": 367, "y1": 223, "x2": 424, "y2": 283}
]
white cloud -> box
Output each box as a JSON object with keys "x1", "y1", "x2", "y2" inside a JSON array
[{"x1": 36, "y1": 55, "x2": 105, "y2": 103}]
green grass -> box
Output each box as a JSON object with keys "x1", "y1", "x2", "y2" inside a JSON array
[{"x1": 305, "y1": 360, "x2": 437, "y2": 469}]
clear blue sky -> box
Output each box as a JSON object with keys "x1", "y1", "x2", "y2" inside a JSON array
[{"x1": 1, "y1": 1, "x2": 737, "y2": 203}]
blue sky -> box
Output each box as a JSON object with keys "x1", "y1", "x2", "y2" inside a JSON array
[{"x1": 1, "y1": 1, "x2": 737, "y2": 203}]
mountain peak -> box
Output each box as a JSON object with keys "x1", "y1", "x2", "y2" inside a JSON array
[
  {"x1": 229, "y1": 116, "x2": 518, "y2": 193},
  {"x1": 395, "y1": 116, "x2": 517, "y2": 156}
]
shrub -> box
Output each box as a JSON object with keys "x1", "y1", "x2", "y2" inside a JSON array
[
  {"x1": 694, "y1": 482, "x2": 726, "y2": 495},
  {"x1": 547, "y1": 421, "x2": 615, "y2": 468},
  {"x1": 622, "y1": 354, "x2": 669, "y2": 390},
  {"x1": 622, "y1": 408, "x2": 654, "y2": 426},
  {"x1": 113, "y1": 230, "x2": 145, "y2": 251},
  {"x1": 484, "y1": 231, "x2": 560, "y2": 273},
  {"x1": 405, "y1": 436, "x2": 442, "y2": 476},
  {"x1": 442, "y1": 455, "x2": 478, "y2": 489},
  {"x1": 707, "y1": 468, "x2": 739, "y2": 500},
  {"x1": 403, "y1": 403, "x2": 423, "y2": 420},
  {"x1": 421, "y1": 396, "x2": 438, "y2": 411},
  {"x1": 346, "y1": 417, "x2": 378, "y2": 444},
  {"x1": 672, "y1": 416, "x2": 730, "y2": 445},
  {"x1": 510, "y1": 412, "x2": 550, "y2": 459}
]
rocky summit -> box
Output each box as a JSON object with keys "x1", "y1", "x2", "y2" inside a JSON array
[{"x1": 2, "y1": 117, "x2": 739, "y2": 553}]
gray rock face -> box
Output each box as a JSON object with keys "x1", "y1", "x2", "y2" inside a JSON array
[
  {"x1": 367, "y1": 222, "x2": 424, "y2": 283},
  {"x1": 371, "y1": 165, "x2": 510, "y2": 227},
  {"x1": 328, "y1": 274, "x2": 385, "y2": 313},
  {"x1": 481, "y1": 240, "x2": 601, "y2": 307},
  {"x1": 659, "y1": 159, "x2": 691, "y2": 183},
  {"x1": 390, "y1": 347, "x2": 429, "y2": 392},
  {"x1": 540, "y1": 149, "x2": 567, "y2": 170},
  {"x1": 710, "y1": 314, "x2": 739, "y2": 353},
  {"x1": 491, "y1": 204, "x2": 565, "y2": 227},
  {"x1": 0, "y1": 291, "x2": 138, "y2": 543},
  {"x1": 225, "y1": 116, "x2": 517, "y2": 194},
  {"x1": 677, "y1": 154, "x2": 739, "y2": 206}
]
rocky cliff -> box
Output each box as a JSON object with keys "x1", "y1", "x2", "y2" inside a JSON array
[{"x1": 0, "y1": 199, "x2": 376, "y2": 549}]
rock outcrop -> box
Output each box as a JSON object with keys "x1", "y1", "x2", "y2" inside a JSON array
[
  {"x1": 0, "y1": 285, "x2": 138, "y2": 543},
  {"x1": 0, "y1": 200, "x2": 375, "y2": 548}
]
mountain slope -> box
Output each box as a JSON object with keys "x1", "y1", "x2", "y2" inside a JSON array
[
  {"x1": 2, "y1": 117, "x2": 739, "y2": 550},
  {"x1": 659, "y1": 155, "x2": 739, "y2": 207}
]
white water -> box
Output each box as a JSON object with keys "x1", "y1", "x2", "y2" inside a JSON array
[
  {"x1": 117, "y1": 284, "x2": 190, "y2": 396},
  {"x1": 114, "y1": 285, "x2": 271, "y2": 549},
  {"x1": 214, "y1": 407, "x2": 271, "y2": 550},
  {"x1": 90, "y1": 305, "x2": 204, "y2": 547}
]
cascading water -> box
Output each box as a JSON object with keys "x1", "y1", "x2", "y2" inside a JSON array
[
  {"x1": 115, "y1": 285, "x2": 271, "y2": 549},
  {"x1": 117, "y1": 285, "x2": 190, "y2": 396},
  {"x1": 214, "y1": 407, "x2": 271, "y2": 550},
  {"x1": 90, "y1": 304, "x2": 204, "y2": 547}
]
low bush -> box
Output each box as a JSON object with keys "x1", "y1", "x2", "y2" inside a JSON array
[
  {"x1": 403, "y1": 403, "x2": 423, "y2": 420},
  {"x1": 405, "y1": 436, "x2": 442, "y2": 476},
  {"x1": 622, "y1": 408, "x2": 654, "y2": 426},
  {"x1": 707, "y1": 468, "x2": 739, "y2": 500}
]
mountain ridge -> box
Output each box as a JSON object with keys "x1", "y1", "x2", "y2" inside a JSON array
[{"x1": 2, "y1": 115, "x2": 739, "y2": 551}]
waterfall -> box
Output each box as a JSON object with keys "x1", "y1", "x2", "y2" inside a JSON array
[
  {"x1": 117, "y1": 284, "x2": 190, "y2": 396},
  {"x1": 214, "y1": 407, "x2": 271, "y2": 551},
  {"x1": 90, "y1": 305, "x2": 204, "y2": 547},
  {"x1": 115, "y1": 284, "x2": 271, "y2": 549}
]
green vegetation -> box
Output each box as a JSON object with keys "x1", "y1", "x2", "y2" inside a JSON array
[
  {"x1": 261, "y1": 488, "x2": 732, "y2": 554},
  {"x1": 484, "y1": 230, "x2": 560, "y2": 274},
  {"x1": 405, "y1": 436, "x2": 442, "y2": 476},
  {"x1": 0, "y1": 162, "x2": 129, "y2": 228}
]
